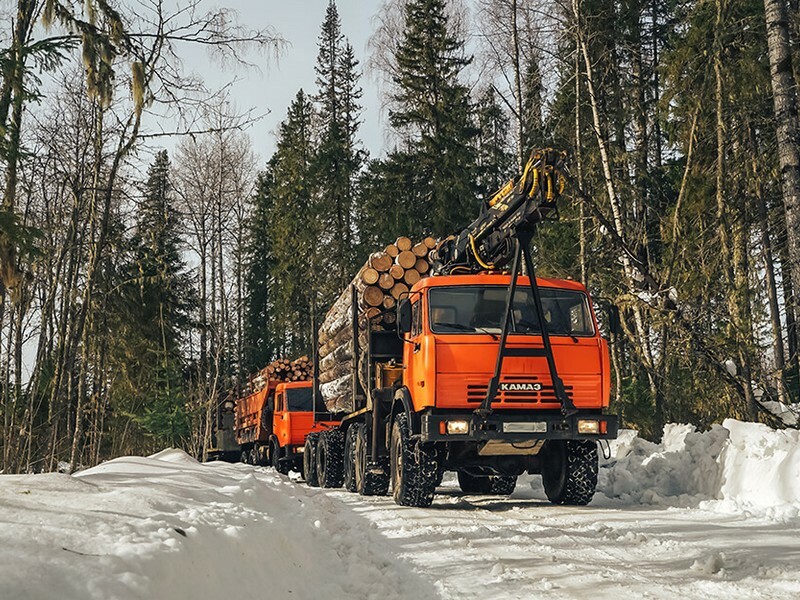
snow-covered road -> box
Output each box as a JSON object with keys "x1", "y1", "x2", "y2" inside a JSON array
[{"x1": 2, "y1": 420, "x2": 799, "y2": 600}]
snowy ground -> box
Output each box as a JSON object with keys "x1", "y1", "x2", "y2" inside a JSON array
[{"x1": 2, "y1": 420, "x2": 799, "y2": 600}]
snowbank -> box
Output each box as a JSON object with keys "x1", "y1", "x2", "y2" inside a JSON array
[
  {"x1": 0, "y1": 450, "x2": 436, "y2": 600},
  {"x1": 597, "y1": 419, "x2": 800, "y2": 518}
]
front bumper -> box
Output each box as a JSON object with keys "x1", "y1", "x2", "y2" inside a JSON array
[{"x1": 419, "y1": 410, "x2": 619, "y2": 443}]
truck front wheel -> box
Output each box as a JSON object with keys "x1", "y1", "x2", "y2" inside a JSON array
[
  {"x1": 390, "y1": 413, "x2": 437, "y2": 508},
  {"x1": 542, "y1": 440, "x2": 598, "y2": 506},
  {"x1": 271, "y1": 440, "x2": 290, "y2": 475},
  {"x1": 317, "y1": 429, "x2": 344, "y2": 488},
  {"x1": 303, "y1": 433, "x2": 320, "y2": 487}
]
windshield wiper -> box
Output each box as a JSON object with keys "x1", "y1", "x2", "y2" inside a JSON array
[
  {"x1": 434, "y1": 322, "x2": 476, "y2": 332},
  {"x1": 516, "y1": 318, "x2": 579, "y2": 342},
  {"x1": 433, "y1": 322, "x2": 499, "y2": 339}
]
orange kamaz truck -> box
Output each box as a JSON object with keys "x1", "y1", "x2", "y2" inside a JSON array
[
  {"x1": 234, "y1": 379, "x2": 337, "y2": 473},
  {"x1": 302, "y1": 149, "x2": 619, "y2": 507}
]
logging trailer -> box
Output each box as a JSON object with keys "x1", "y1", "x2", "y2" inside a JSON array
[{"x1": 302, "y1": 149, "x2": 618, "y2": 507}]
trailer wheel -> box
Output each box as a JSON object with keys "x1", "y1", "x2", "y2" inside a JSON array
[
  {"x1": 271, "y1": 440, "x2": 290, "y2": 475},
  {"x1": 355, "y1": 424, "x2": 389, "y2": 496},
  {"x1": 390, "y1": 413, "x2": 437, "y2": 507},
  {"x1": 456, "y1": 470, "x2": 493, "y2": 494},
  {"x1": 317, "y1": 429, "x2": 345, "y2": 488},
  {"x1": 303, "y1": 433, "x2": 320, "y2": 487},
  {"x1": 343, "y1": 425, "x2": 358, "y2": 492},
  {"x1": 542, "y1": 440, "x2": 598, "y2": 506}
]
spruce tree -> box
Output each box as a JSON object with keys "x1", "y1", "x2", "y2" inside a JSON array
[
  {"x1": 243, "y1": 167, "x2": 278, "y2": 372},
  {"x1": 313, "y1": 1, "x2": 365, "y2": 292},
  {"x1": 108, "y1": 150, "x2": 193, "y2": 446},
  {"x1": 388, "y1": 0, "x2": 479, "y2": 236},
  {"x1": 267, "y1": 90, "x2": 318, "y2": 357},
  {"x1": 474, "y1": 87, "x2": 514, "y2": 200}
]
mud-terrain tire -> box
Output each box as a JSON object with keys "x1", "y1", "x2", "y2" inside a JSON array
[
  {"x1": 542, "y1": 440, "x2": 598, "y2": 505},
  {"x1": 490, "y1": 475, "x2": 517, "y2": 495},
  {"x1": 391, "y1": 413, "x2": 437, "y2": 507},
  {"x1": 303, "y1": 433, "x2": 320, "y2": 487},
  {"x1": 317, "y1": 429, "x2": 345, "y2": 488},
  {"x1": 343, "y1": 425, "x2": 358, "y2": 492},
  {"x1": 457, "y1": 470, "x2": 493, "y2": 494},
  {"x1": 355, "y1": 424, "x2": 390, "y2": 496},
  {"x1": 271, "y1": 440, "x2": 290, "y2": 475},
  {"x1": 240, "y1": 449, "x2": 249, "y2": 464}
]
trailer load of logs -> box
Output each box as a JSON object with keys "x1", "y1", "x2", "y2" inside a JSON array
[
  {"x1": 247, "y1": 356, "x2": 312, "y2": 394},
  {"x1": 318, "y1": 236, "x2": 437, "y2": 413}
]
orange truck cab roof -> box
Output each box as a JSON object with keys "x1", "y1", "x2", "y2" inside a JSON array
[{"x1": 411, "y1": 272, "x2": 588, "y2": 293}]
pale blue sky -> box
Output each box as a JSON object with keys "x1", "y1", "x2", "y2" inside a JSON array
[{"x1": 178, "y1": 1, "x2": 387, "y2": 165}]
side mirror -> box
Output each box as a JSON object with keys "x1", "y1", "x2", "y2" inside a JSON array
[
  {"x1": 397, "y1": 299, "x2": 412, "y2": 334},
  {"x1": 607, "y1": 304, "x2": 621, "y2": 337}
]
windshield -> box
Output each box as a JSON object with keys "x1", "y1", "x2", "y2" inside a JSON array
[
  {"x1": 428, "y1": 286, "x2": 595, "y2": 336},
  {"x1": 286, "y1": 387, "x2": 314, "y2": 411}
]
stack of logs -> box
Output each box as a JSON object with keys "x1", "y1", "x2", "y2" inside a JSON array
[
  {"x1": 248, "y1": 356, "x2": 312, "y2": 394},
  {"x1": 317, "y1": 236, "x2": 437, "y2": 412}
]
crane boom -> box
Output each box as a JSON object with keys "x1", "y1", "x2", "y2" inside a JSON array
[
  {"x1": 431, "y1": 148, "x2": 568, "y2": 275},
  {"x1": 431, "y1": 148, "x2": 577, "y2": 417}
]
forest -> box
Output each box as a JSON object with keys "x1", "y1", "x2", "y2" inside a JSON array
[{"x1": 1, "y1": 0, "x2": 799, "y2": 473}]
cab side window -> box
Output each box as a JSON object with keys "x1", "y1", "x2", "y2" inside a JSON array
[{"x1": 411, "y1": 300, "x2": 422, "y2": 337}]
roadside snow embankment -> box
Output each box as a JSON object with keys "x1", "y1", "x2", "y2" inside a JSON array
[
  {"x1": 0, "y1": 450, "x2": 435, "y2": 600},
  {"x1": 598, "y1": 419, "x2": 800, "y2": 518}
]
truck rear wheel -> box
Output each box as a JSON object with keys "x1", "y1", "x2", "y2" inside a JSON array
[
  {"x1": 271, "y1": 440, "x2": 290, "y2": 475},
  {"x1": 390, "y1": 413, "x2": 437, "y2": 507},
  {"x1": 317, "y1": 429, "x2": 344, "y2": 488},
  {"x1": 542, "y1": 440, "x2": 598, "y2": 506},
  {"x1": 355, "y1": 424, "x2": 389, "y2": 496},
  {"x1": 303, "y1": 433, "x2": 320, "y2": 487},
  {"x1": 343, "y1": 425, "x2": 358, "y2": 492}
]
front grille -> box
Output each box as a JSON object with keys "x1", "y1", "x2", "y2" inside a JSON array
[{"x1": 465, "y1": 375, "x2": 574, "y2": 405}]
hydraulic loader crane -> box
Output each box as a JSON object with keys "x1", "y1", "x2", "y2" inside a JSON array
[{"x1": 431, "y1": 148, "x2": 579, "y2": 419}]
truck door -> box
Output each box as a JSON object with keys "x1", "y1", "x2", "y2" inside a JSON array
[
  {"x1": 403, "y1": 297, "x2": 434, "y2": 409},
  {"x1": 262, "y1": 392, "x2": 274, "y2": 438},
  {"x1": 275, "y1": 390, "x2": 289, "y2": 447}
]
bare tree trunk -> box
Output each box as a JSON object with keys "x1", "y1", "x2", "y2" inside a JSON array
[{"x1": 764, "y1": 0, "x2": 800, "y2": 361}]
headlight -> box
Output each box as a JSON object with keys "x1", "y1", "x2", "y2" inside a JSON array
[
  {"x1": 577, "y1": 419, "x2": 599, "y2": 434},
  {"x1": 446, "y1": 420, "x2": 469, "y2": 435}
]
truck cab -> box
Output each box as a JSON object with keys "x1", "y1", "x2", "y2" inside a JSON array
[
  {"x1": 269, "y1": 381, "x2": 338, "y2": 474},
  {"x1": 391, "y1": 272, "x2": 617, "y2": 503}
]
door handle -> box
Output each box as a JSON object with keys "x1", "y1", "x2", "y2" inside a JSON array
[{"x1": 414, "y1": 342, "x2": 421, "y2": 353}]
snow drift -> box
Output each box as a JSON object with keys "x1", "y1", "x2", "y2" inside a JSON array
[{"x1": 598, "y1": 419, "x2": 800, "y2": 518}]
